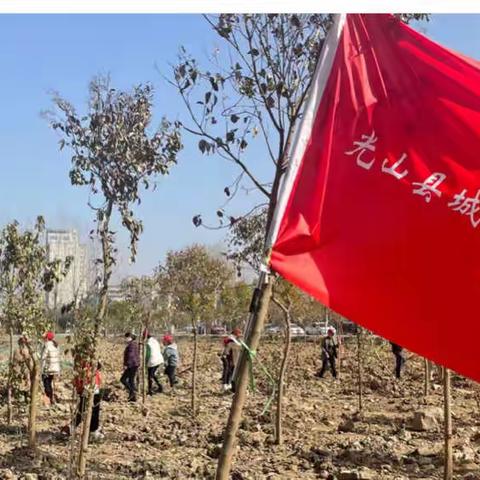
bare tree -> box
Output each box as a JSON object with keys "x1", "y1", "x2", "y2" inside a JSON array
[
  {"x1": 48, "y1": 76, "x2": 181, "y2": 476},
  {"x1": 157, "y1": 245, "x2": 233, "y2": 417},
  {"x1": 172, "y1": 14, "x2": 428, "y2": 479}
]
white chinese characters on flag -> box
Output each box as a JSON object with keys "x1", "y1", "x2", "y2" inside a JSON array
[{"x1": 269, "y1": 14, "x2": 480, "y2": 382}]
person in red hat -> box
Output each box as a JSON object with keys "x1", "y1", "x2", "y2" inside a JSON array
[
  {"x1": 162, "y1": 334, "x2": 179, "y2": 389},
  {"x1": 41, "y1": 331, "x2": 60, "y2": 406}
]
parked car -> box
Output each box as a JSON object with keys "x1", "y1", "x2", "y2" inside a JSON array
[
  {"x1": 264, "y1": 324, "x2": 282, "y2": 335},
  {"x1": 305, "y1": 322, "x2": 330, "y2": 336},
  {"x1": 289, "y1": 324, "x2": 306, "y2": 336},
  {"x1": 210, "y1": 325, "x2": 227, "y2": 335}
]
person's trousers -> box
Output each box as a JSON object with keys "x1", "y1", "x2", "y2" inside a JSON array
[
  {"x1": 75, "y1": 394, "x2": 101, "y2": 432},
  {"x1": 221, "y1": 359, "x2": 234, "y2": 385},
  {"x1": 394, "y1": 353, "x2": 405, "y2": 379},
  {"x1": 319, "y1": 357, "x2": 337, "y2": 378},
  {"x1": 42, "y1": 374, "x2": 55, "y2": 403},
  {"x1": 165, "y1": 365, "x2": 177, "y2": 387},
  {"x1": 120, "y1": 367, "x2": 138, "y2": 399},
  {"x1": 147, "y1": 365, "x2": 163, "y2": 394}
]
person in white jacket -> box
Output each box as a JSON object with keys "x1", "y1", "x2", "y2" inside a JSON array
[
  {"x1": 41, "y1": 331, "x2": 60, "y2": 405},
  {"x1": 145, "y1": 332, "x2": 164, "y2": 395}
]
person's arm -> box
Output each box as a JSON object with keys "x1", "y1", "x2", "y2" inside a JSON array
[
  {"x1": 123, "y1": 345, "x2": 129, "y2": 368},
  {"x1": 41, "y1": 344, "x2": 47, "y2": 362},
  {"x1": 41, "y1": 344, "x2": 49, "y2": 370},
  {"x1": 163, "y1": 348, "x2": 170, "y2": 366},
  {"x1": 321, "y1": 338, "x2": 329, "y2": 358}
]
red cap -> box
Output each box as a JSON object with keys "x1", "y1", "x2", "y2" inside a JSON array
[
  {"x1": 163, "y1": 334, "x2": 173, "y2": 344},
  {"x1": 45, "y1": 331, "x2": 55, "y2": 341},
  {"x1": 223, "y1": 337, "x2": 230, "y2": 345},
  {"x1": 232, "y1": 328, "x2": 242, "y2": 337}
]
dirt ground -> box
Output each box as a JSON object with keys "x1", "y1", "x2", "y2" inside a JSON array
[{"x1": 0, "y1": 335, "x2": 480, "y2": 480}]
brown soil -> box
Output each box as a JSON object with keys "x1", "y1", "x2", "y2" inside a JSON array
[{"x1": 0, "y1": 335, "x2": 479, "y2": 479}]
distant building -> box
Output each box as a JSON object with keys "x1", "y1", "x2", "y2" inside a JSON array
[
  {"x1": 45, "y1": 229, "x2": 88, "y2": 309},
  {"x1": 107, "y1": 284, "x2": 126, "y2": 302}
]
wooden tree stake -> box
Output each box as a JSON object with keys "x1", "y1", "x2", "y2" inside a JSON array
[{"x1": 443, "y1": 367, "x2": 453, "y2": 480}]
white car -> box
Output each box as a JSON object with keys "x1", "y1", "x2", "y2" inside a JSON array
[
  {"x1": 264, "y1": 324, "x2": 282, "y2": 335},
  {"x1": 305, "y1": 323, "x2": 330, "y2": 336},
  {"x1": 289, "y1": 324, "x2": 305, "y2": 336}
]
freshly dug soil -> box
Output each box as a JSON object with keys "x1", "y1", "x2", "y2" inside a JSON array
[{"x1": 0, "y1": 335, "x2": 479, "y2": 479}]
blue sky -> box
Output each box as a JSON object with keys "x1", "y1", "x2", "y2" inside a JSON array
[{"x1": 0, "y1": 14, "x2": 478, "y2": 279}]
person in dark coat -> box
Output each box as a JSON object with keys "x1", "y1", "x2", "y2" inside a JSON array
[
  {"x1": 390, "y1": 342, "x2": 405, "y2": 379},
  {"x1": 317, "y1": 327, "x2": 338, "y2": 379},
  {"x1": 220, "y1": 336, "x2": 232, "y2": 391},
  {"x1": 120, "y1": 333, "x2": 139, "y2": 402},
  {"x1": 223, "y1": 328, "x2": 242, "y2": 393}
]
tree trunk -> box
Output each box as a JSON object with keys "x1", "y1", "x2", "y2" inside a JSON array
[
  {"x1": 7, "y1": 327, "x2": 14, "y2": 425},
  {"x1": 216, "y1": 277, "x2": 273, "y2": 480},
  {"x1": 424, "y1": 358, "x2": 430, "y2": 397},
  {"x1": 438, "y1": 363, "x2": 445, "y2": 383},
  {"x1": 77, "y1": 382, "x2": 95, "y2": 477},
  {"x1": 357, "y1": 327, "x2": 363, "y2": 413},
  {"x1": 140, "y1": 323, "x2": 147, "y2": 405},
  {"x1": 77, "y1": 200, "x2": 113, "y2": 478},
  {"x1": 443, "y1": 367, "x2": 453, "y2": 480},
  {"x1": 336, "y1": 320, "x2": 343, "y2": 377},
  {"x1": 68, "y1": 385, "x2": 79, "y2": 479},
  {"x1": 192, "y1": 316, "x2": 198, "y2": 417},
  {"x1": 275, "y1": 306, "x2": 291, "y2": 445},
  {"x1": 215, "y1": 102, "x2": 294, "y2": 478},
  {"x1": 142, "y1": 313, "x2": 152, "y2": 404},
  {"x1": 28, "y1": 360, "x2": 40, "y2": 449},
  {"x1": 142, "y1": 339, "x2": 147, "y2": 405}
]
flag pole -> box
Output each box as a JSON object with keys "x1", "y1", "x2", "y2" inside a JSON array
[
  {"x1": 424, "y1": 358, "x2": 430, "y2": 397},
  {"x1": 215, "y1": 14, "x2": 347, "y2": 480}
]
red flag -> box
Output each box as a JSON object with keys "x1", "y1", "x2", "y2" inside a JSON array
[{"x1": 270, "y1": 14, "x2": 480, "y2": 382}]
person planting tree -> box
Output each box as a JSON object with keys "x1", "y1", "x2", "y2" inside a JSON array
[
  {"x1": 162, "y1": 334, "x2": 179, "y2": 390},
  {"x1": 121, "y1": 333, "x2": 140, "y2": 402},
  {"x1": 62, "y1": 361, "x2": 103, "y2": 441},
  {"x1": 390, "y1": 342, "x2": 405, "y2": 379},
  {"x1": 220, "y1": 336, "x2": 233, "y2": 392},
  {"x1": 223, "y1": 328, "x2": 242, "y2": 393},
  {"x1": 41, "y1": 331, "x2": 61, "y2": 406},
  {"x1": 316, "y1": 327, "x2": 338, "y2": 379},
  {"x1": 145, "y1": 331, "x2": 164, "y2": 395}
]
